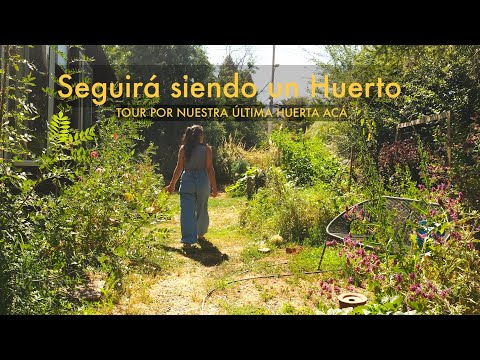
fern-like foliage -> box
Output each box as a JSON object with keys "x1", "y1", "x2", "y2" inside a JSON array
[{"x1": 48, "y1": 111, "x2": 96, "y2": 162}]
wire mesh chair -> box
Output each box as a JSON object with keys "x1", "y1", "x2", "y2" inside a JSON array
[{"x1": 318, "y1": 196, "x2": 445, "y2": 270}]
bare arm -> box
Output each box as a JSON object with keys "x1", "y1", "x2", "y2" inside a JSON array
[
  {"x1": 206, "y1": 145, "x2": 218, "y2": 197},
  {"x1": 166, "y1": 146, "x2": 185, "y2": 193}
]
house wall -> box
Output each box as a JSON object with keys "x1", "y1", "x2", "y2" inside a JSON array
[{"x1": 0, "y1": 45, "x2": 116, "y2": 167}]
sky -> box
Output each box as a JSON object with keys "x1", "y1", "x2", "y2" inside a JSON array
[
  {"x1": 203, "y1": 45, "x2": 329, "y2": 103},
  {"x1": 204, "y1": 45, "x2": 326, "y2": 66}
]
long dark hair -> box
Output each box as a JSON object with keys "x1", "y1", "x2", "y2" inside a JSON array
[{"x1": 182, "y1": 125, "x2": 204, "y2": 162}]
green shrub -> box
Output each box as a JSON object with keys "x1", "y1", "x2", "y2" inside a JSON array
[
  {"x1": 215, "y1": 136, "x2": 250, "y2": 183},
  {"x1": 48, "y1": 115, "x2": 171, "y2": 286},
  {"x1": 240, "y1": 167, "x2": 338, "y2": 244},
  {"x1": 216, "y1": 135, "x2": 275, "y2": 184},
  {"x1": 0, "y1": 108, "x2": 171, "y2": 314},
  {"x1": 225, "y1": 166, "x2": 264, "y2": 198},
  {"x1": 271, "y1": 129, "x2": 341, "y2": 187}
]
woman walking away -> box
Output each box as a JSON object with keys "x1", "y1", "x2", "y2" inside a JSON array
[{"x1": 165, "y1": 125, "x2": 218, "y2": 250}]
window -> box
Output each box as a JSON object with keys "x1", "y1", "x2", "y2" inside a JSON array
[
  {"x1": 71, "y1": 51, "x2": 93, "y2": 131},
  {"x1": 80, "y1": 60, "x2": 93, "y2": 129},
  {"x1": 56, "y1": 45, "x2": 68, "y2": 67}
]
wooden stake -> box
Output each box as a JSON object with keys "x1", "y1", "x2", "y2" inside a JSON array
[
  {"x1": 447, "y1": 110, "x2": 452, "y2": 167},
  {"x1": 348, "y1": 146, "x2": 354, "y2": 192}
]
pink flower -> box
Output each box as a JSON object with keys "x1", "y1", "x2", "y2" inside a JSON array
[
  {"x1": 90, "y1": 151, "x2": 99, "y2": 159},
  {"x1": 451, "y1": 231, "x2": 461, "y2": 241},
  {"x1": 394, "y1": 273, "x2": 403, "y2": 283},
  {"x1": 112, "y1": 133, "x2": 119, "y2": 140},
  {"x1": 449, "y1": 210, "x2": 458, "y2": 221},
  {"x1": 95, "y1": 167, "x2": 105, "y2": 174}
]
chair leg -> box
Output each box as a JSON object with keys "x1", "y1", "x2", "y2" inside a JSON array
[{"x1": 317, "y1": 238, "x2": 328, "y2": 271}]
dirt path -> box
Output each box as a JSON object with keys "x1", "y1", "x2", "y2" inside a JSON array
[
  {"x1": 110, "y1": 193, "x2": 251, "y2": 315},
  {"x1": 106, "y1": 193, "x2": 352, "y2": 315}
]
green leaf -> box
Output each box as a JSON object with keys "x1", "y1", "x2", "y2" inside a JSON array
[
  {"x1": 351, "y1": 305, "x2": 367, "y2": 314},
  {"x1": 392, "y1": 295, "x2": 403, "y2": 306},
  {"x1": 114, "y1": 246, "x2": 127, "y2": 257}
]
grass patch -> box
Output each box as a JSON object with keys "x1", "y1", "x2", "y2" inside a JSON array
[
  {"x1": 288, "y1": 245, "x2": 344, "y2": 273},
  {"x1": 279, "y1": 302, "x2": 316, "y2": 315},
  {"x1": 208, "y1": 227, "x2": 249, "y2": 243},
  {"x1": 89, "y1": 272, "x2": 159, "y2": 314},
  {"x1": 209, "y1": 195, "x2": 247, "y2": 208},
  {"x1": 259, "y1": 286, "x2": 277, "y2": 302},
  {"x1": 241, "y1": 243, "x2": 271, "y2": 263},
  {"x1": 223, "y1": 303, "x2": 271, "y2": 315}
]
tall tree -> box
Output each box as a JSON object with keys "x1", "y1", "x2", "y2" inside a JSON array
[
  {"x1": 104, "y1": 45, "x2": 222, "y2": 176},
  {"x1": 216, "y1": 53, "x2": 266, "y2": 148}
]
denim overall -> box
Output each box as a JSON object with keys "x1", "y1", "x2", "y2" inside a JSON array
[{"x1": 179, "y1": 145, "x2": 210, "y2": 244}]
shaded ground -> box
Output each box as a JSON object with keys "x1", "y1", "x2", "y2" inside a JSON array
[{"x1": 100, "y1": 193, "x2": 362, "y2": 315}]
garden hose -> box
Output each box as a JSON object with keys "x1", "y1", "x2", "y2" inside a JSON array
[{"x1": 200, "y1": 267, "x2": 340, "y2": 314}]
